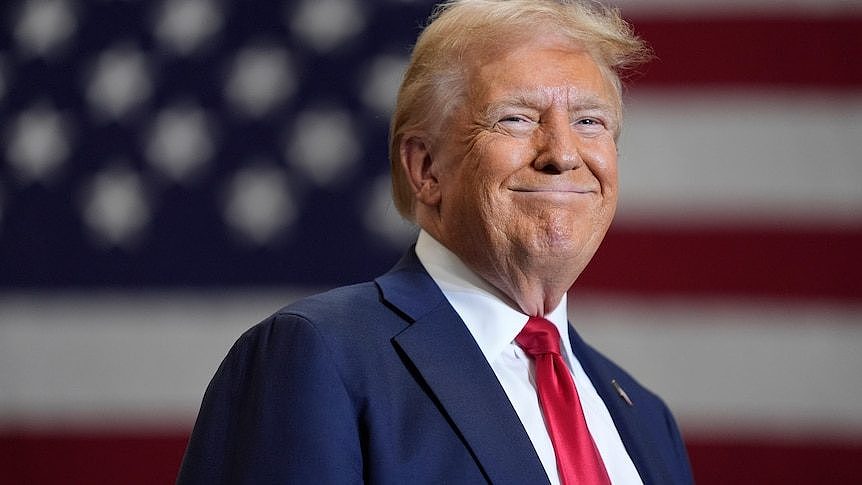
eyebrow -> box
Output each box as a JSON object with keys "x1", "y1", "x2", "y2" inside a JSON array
[{"x1": 481, "y1": 89, "x2": 617, "y2": 119}]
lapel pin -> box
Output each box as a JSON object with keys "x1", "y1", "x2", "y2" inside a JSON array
[{"x1": 611, "y1": 379, "x2": 634, "y2": 407}]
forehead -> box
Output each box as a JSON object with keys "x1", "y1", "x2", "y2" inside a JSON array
[{"x1": 466, "y1": 37, "x2": 618, "y2": 111}]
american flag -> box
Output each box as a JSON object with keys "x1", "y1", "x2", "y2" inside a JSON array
[{"x1": 1, "y1": 0, "x2": 860, "y2": 483}]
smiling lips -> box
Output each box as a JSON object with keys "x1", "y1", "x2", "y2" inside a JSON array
[{"x1": 509, "y1": 185, "x2": 598, "y2": 194}]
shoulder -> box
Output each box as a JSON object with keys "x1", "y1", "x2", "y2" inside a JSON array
[
  {"x1": 265, "y1": 281, "x2": 407, "y2": 340},
  {"x1": 228, "y1": 280, "x2": 409, "y2": 377},
  {"x1": 278, "y1": 281, "x2": 386, "y2": 321},
  {"x1": 577, "y1": 341, "x2": 693, "y2": 483}
]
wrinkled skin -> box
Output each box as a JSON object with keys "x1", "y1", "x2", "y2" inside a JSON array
[{"x1": 403, "y1": 36, "x2": 620, "y2": 317}]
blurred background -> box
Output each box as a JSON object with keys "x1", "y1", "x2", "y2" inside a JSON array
[{"x1": 1, "y1": 0, "x2": 860, "y2": 483}]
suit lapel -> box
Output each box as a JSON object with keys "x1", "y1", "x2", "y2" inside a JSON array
[
  {"x1": 377, "y1": 251, "x2": 549, "y2": 484},
  {"x1": 567, "y1": 326, "x2": 674, "y2": 485}
]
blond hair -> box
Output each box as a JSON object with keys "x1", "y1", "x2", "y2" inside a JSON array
[{"x1": 388, "y1": 0, "x2": 650, "y2": 220}]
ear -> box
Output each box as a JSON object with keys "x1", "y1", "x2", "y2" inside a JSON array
[{"x1": 400, "y1": 135, "x2": 442, "y2": 207}]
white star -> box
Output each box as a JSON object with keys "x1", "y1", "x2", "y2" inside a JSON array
[
  {"x1": 85, "y1": 44, "x2": 153, "y2": 120},
  {"x1": 222, "y1": 164, "x2": 297, "y2": 246},
  {"x1": 361, "y1": 54, "x2": 409, "y2": 116},
  {"x1": 154, "y1": 0, "x2": 223, "y2": 55},
  {"x1": 145, "y1": 104, "x2": 215, "y2": 183},
  {"x1": 224, "y1": 46, "x2": 296, "y2": 118},
  {"x1": 80, "y1": 165, "x2": 151, "y2": 248},
  {"x1": 5, "y1": 103, "x2": 72, "y2": 184},
  {"x1": 288, "y1": 0, "x2": 366, "y2": 52},
  {"x1": 285, "y1": 108, "x2": 361, "y2": 188},
  {"x1": 13, "y1": 0, "x2": 77, "y2": 58},
  {"x1": 362, "y1": 174, "x2": 417, "y2": 249}
]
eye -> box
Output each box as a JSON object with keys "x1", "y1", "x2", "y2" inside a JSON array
[
  {"x1": 573, "y1": 116, "x2": 607, "y2": 135},
  {"x1": 494, "y1": 114, "x2": 536, "y2": 135},
  {"x1": 575, "y1": 117, "x2": 602, "y2": 126},
  {"x1": 500, "y1": 115, "x2": 530, "y2": 123}
]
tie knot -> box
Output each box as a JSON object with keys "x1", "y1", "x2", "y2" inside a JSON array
[{"x1": 515, "y1": 316, "x2": 562, "y2": 357}]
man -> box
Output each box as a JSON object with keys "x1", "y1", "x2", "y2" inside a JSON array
[{"x1": 178, "y1": 1, "x2": 693, "y2": 484}]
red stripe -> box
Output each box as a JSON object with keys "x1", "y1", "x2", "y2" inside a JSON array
[
  {"x1": 687, "y1": 436, "x2": 862, "y2": 485},
  {"x1": 626, "y1": 16, "x2": 862, "y2": 88},
  {"x1": 2, "y1": 431, "x2": 861, "y2": 484},
  {"x1": 577, "y1": 226, "x2": 862, "y2": 300},
  {"x1": 1, "y1": 432, "x2": 186, "y2": 485}
]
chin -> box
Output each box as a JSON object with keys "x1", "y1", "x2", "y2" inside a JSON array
[
  {"x1": 547, "y1": 228, "x2": 601, "y2": 261},
  {"x1": 538, "y1": 216, "x2": 591, "y2": 248}
]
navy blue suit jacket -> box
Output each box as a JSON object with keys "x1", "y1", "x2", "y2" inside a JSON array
[{"x1": 178, "y1": 250, "x2": 693, "y2": 484}]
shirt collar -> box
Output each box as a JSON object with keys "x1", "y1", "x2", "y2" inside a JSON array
[{"x1": 415, "y1": 230, "x2": 570, "y2": 364}]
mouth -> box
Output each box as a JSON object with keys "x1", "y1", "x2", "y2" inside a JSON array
[{"x1": 509, "y1": 186, "x2": 598, "y2": 195}]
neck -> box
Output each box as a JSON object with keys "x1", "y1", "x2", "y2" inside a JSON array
[
  {"x1": 423, "y1": 231, "x2": 573, "y2": 317},
  {"x1": 477, "y1": 258, "x2": 572, "y2": 317},
  {"x1": 417, "y1": 213, "x2": 581, "y2": 318}
]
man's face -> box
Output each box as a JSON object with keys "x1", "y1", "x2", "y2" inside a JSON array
[{"x1": 431, "y1": 37, "x2": 620, "y2": 287}]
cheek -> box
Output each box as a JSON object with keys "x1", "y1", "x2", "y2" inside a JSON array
[
  {"x1": 476, "y1": 140, "x2": 534, "y2": 187},
  {"x1": 461, "y1": 141, "x2": 518, "y2": 192},
  {"x1": 589, "y1": 144, "x2": 618, "y2": 187},
  {"x1": 602, "y1": 161, "x2": 618, "y2": 192}
]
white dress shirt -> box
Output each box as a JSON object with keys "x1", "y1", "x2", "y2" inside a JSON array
[{"x1": 415, "y1": 230, "x2": 643, "y2": 485}]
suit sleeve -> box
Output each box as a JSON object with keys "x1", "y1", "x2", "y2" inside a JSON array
[
  {"x1": 177, "y1": 313, "x2": 363, "y2": 484},
  {"x1": 661, "y1": 400, "x2": 694, "y2": 484}
]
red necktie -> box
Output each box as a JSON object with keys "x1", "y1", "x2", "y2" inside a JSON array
[{"x1": 516, "y1": 316, "x2": 611, "y2": 485}]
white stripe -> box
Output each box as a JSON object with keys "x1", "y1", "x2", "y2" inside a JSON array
[
  {"x1": 2, "y1": 291, "x2": 862, "y2": 441},
  {"x1": 616, "y1": 90, "x2": 862, "y2": 226},
  {"x1": 0, "y1": 290, "x2": 310, "y2": 430},
  {"x1": 570, "y1": 294, "x2": 862, "y2": 441}
]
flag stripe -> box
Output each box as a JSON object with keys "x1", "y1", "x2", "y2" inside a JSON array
[
  {"x1": 612, "y1": 0, "x2": 862, "y2": 16},
  {"x1": 627, "y1": 16, "x2": 862, "y2": 88},
  {"x1": 616, "y1": 90, "x2": 862, "y2": 227},
  {"x1": 1, "y1": 432, "x2": 187, "y2": 485},
  {"x1": 580, "y1": 226, "x2": 862, "y2": 299},
  {"x1": 4, "y1": 292, "x2": 860, "y2": 432},
  {"x1": 3, "y1": 432, "x2": 861, "y2": 485},
  {"x1": 686, "y1": 437, "x2": 862, "y2": 484}
]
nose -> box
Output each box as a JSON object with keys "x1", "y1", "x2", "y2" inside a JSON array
[{"x1": 532, "y1": 115, "x2": 582, "y2": 174}]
